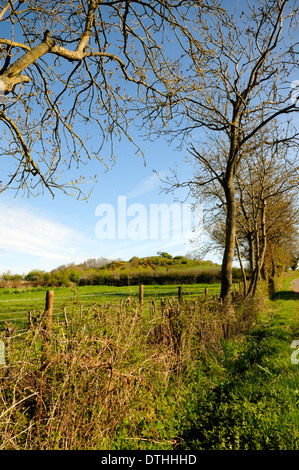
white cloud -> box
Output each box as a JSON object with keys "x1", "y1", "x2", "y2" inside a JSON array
[{"x1": 0, "y1": 202, "x2": 89, "y2": 272}]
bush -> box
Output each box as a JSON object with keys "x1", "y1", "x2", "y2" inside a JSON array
[
  {"x1": 77, "y1": 267, "x2": 235, "y2": 286},
  {"x1": 0, "y1": 296, "x2": 247, "y2": 450}
]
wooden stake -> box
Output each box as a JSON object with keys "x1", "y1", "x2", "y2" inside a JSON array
[
  {"x1": 178, "y1": 285, "x2": 183, "y2": 303},
  {"x1": 139, "y1": 284, "x2": 144, "y2": 306},
  {"x1": 42, "y1": 290, "x2": 54, "y2": 364}
]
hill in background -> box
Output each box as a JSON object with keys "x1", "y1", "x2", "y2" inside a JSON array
[{"x1": 1, "y1": 252, "x2": 242, "y2": 287}]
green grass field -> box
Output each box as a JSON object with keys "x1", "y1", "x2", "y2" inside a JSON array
[{"x1": 0, "y1": 282, "x2": 223, "y2": 330}]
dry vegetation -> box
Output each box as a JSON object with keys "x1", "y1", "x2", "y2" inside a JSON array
[{"x1": 0, "y1": 294, "x2": 249, "y2": 450}]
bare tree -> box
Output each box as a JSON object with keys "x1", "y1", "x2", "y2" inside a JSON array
[
  {"x1": 234, "y1": 130, "x2": 299, "y2": 296},
  {"x1": 188, "y1": 124, "x2": 299, "y2": 298},
  {"x1": 148, "y1": 0, "x2": 299, "y2": 302},
  {"x1": 0, "y1": 0, "x2": 205, "y2": 198}
]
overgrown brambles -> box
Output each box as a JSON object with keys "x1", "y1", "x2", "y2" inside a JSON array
[{"x1": 0, "y1": 296, "x2": 246, "y2": 450}]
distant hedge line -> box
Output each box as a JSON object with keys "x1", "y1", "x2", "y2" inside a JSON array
[
  {"x1": 0, "y1": 268, "x2": 245, "y2": 288},
  {"x1": 78, "y1": 268, "x2": 244, "y2": 286}
]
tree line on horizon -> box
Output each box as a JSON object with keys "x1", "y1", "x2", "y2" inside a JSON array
[
  {"x1": 0, "y1": 250, "x2": 297, "y2": 288},
  {"x1": 0, "y1": 252, "x2": 222, "y2": 286}
]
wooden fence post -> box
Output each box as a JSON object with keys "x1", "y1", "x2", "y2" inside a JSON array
[
  {"x1": 3, "y1": 323, "x2": 15, "y2": 372},
  {"x1": 0, "y1": 340, "x2": 5, "y2": 365},
  {"x1": 205, "y1": 287, "x2": 209, "y2": 296},
  {"x1": 42, "y1": 290, "x2": 54, "y2": 365},
  {"x1": 161, "y1": 298, "x2": 166, "y2": 317},
  {"x1": 178, "y1": 286, "x2": 183, "y2": 303},
  {"x1": 151, "y1": 299, "x2": 156, "y2": 318},
  {"x1": 139, "y1": 284, "x2": 144, "y2": 306}
]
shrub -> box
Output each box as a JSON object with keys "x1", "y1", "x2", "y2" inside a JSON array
[{"x1": 0, "y1": 296, "x2": 247, "y2": 450}]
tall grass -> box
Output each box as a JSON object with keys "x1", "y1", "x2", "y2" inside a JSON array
[
  {"x1": 177, "y1": 277, "x2": 299, "y2": 450},
  {"x1": 0, "y1": 295, "x2": 245, "y2": 450}
]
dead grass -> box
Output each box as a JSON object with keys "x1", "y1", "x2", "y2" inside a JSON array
[{"x1": 0, "y1": 295, "x2": 252, "y2": 450}]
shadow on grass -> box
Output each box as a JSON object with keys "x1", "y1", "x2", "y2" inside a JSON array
[{"x1": 271, "y1": 290, "x2": 299, "y2": 301}]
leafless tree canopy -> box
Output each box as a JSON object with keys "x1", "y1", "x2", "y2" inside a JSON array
[
  {"x1": 150, "y1": 0, "x2": 299, "y2": 300},
  {"x1": 0, "y1": 0, "x2": 207, "y2": 197},
  {"x1": 148, "y1": 0, "x2": 299, "y2": 149}
]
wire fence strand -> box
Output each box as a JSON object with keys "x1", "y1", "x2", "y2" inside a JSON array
[{"x1": 0, "y1": 284, "x2": 233, "y2": 336}]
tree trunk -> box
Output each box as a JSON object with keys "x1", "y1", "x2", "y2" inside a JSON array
[
  {"x1": 247, "y1": 199, "x2": 267, "y2": 297},
  {"x1": 235, "y1": 235, "x2": 247, "y2": 297},
  {"x1": 220, "y1": 178, "x2": 236, "y2": 302},
  {"x1": 248, "y1": 235, "x2": 255, "y2": 277}
]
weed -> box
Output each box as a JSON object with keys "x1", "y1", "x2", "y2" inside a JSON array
[
  {"x1": 0, "y1": 274, "x2": 297, "y2": 450},
  {"x1": 177, "y1": 275, "x2": 299, "y2": 450}
]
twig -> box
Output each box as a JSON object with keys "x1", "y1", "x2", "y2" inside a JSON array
[{"x1": 0, "y1": 392, "x2": 38, "y2": 419}]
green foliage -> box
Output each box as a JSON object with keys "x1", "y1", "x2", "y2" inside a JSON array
[
  {"x1": 157, "y1": 251, "x2": 173, "y2": 259},
  {"x1": 177, "y1": 277, "x2": 299, "y2": 450},
  {"x1": 2, "y1": 271, "x2": 23, "y2": 281},
  {"x1": 25, "y1": 270, "x2": 46, "y2": 282},
  {"x1": 0, "y1": 274, "x2": 297, "y2": 450},
  {"x1": 1, "y1": 254, "x2": 226, "y2": 288}
]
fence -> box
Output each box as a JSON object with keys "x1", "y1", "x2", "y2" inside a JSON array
[
  {"x1": 0, "y1": 283, "x2": 243, "y2": 367},
  {"x1": 0, "y1": 285, "x2": 211, "y2": 327},
  {"x1": 0, "y1": 283, "x2": 244, "y2": 331},
  {"x1": 0, "y1": 283, "x2": 243, "y2": 330}
]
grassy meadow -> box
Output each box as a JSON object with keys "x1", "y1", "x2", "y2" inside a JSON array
[
  {"x1": 0, "y1": 272, "x2": 298, "y2": 450},
  {"x1": 0, "y1": 282, "x2": 223, "y2": 330}
]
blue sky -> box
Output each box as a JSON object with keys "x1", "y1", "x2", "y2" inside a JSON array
[
  {"x1": 0, "y1": 128, "x2": 215, "y2": 275},
  {"x1": 0, "y1": 4, "x2": 219, "y2": 276},
  {"x1": 1, "y1": 1, "x2": 297, "y2": 276}
]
